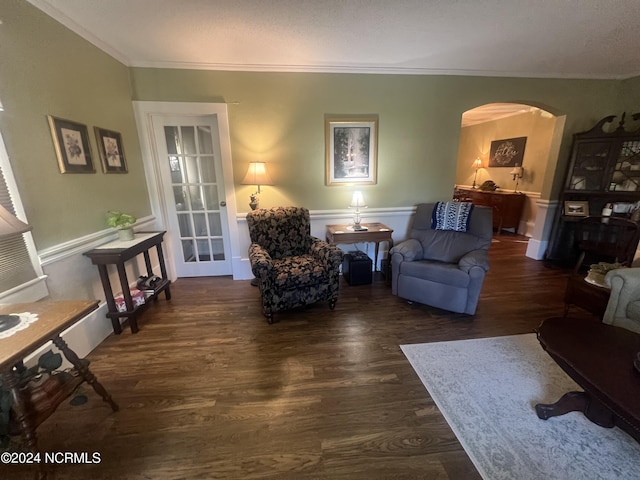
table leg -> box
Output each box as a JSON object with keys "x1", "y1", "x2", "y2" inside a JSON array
[
  {"x1": 156, "y1": 243, "x2": 171, "y2": 300},
  {"x1": 143, "y1": 250, "x2": 153, "y2": 277},
  {"x1": 52, "y1": 335, "x2": 119, "y2": 412},
  {"x1": 535, "y1": 390, "x2": 615, "y2": 428},
  {"x1": 1, "y1": 369, "x2": 38, "y2": 452},
  {"x1": 97, "y1": 265, "x2": 121, "y2": 335},
  {"x1": 116, "y1": 262, "x2": 138, "y2": 333},
  {"x1": 374, "y1": 242, "x2": 380, "y2": 272}
]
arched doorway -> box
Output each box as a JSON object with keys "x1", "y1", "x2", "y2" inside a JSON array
[{"x1": 456, "y1": 102, "x2": 566, "y2": 259}]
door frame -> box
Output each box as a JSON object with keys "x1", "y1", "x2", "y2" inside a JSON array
[{"x1": 133, "y1": 101, "x2": 240, "y2": 280}]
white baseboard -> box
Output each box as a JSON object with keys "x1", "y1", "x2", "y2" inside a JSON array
[
  {"x1": 526, "y1": 238, "x2": 548, "y2": 260},
  {"x1": 24, "y1": 302, "x2": 113, "y2": 369}
]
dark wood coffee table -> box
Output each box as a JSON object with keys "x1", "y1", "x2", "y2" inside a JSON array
[{"x1": 535, "y1": 316, "x2": 640, "y2": 443}]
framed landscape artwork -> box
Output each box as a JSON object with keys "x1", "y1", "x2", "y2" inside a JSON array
[
  {"x1": 564, "y1": 200, "x2": 589, "y2": 217},
  {"x1": 95, "y1": 127, "x2": 128, "y2": 173},
  {"x1": 489, "y1": 136, "x2": 527, "y2": 167},
  {"x1": 47, "y1": 115, "x2": 95, "y2": 173},
  {"x1": 325, "y1": 115, "x2": 378, "y2": 186}
]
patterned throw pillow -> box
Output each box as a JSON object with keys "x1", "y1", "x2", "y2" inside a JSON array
[{"x1": 431, "y1": 201, "x2": 474, "y2": 232}]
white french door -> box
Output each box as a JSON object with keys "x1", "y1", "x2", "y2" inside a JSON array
[{"x1": 152, "y1": 115, "x2": 232, "y2": 277}]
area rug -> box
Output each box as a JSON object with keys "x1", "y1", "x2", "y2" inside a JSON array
[{"x1": 401, "y1": 334, "x2": 640, "y2": 480}]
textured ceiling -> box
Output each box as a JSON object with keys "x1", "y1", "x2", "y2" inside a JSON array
[{"x1": 27, "y1": 0, "x2": 640, "y2": 79}]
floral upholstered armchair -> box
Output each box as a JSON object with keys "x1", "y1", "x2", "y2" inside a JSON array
[{"x1": 247, "y1": 206, "x2": 344, "y2": 323}]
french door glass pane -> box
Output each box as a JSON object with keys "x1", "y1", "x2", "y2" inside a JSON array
[
  {"x1": 164, "y1": 127, "x2": 179, "y2": 154},
  {"x1": 193, "y1": 213, "x2": 207, "y2": 236},
  {"x1": 181, "y1": 126, "x2": 196, "y2": 154},
  {"x1": 173, "y1": 186, "x2": 187, "y2": 210},
  {"x1": 203, "y1": 185, "x2": 218, "y2": 210},
  {"x1": 169, "y1": 156, "x2": 183, "y2": 183},
  {"x1": 198, "y1": 126, "x2": 213, "y2": 154},
  {"x1": 182, "y1": 239, "x2": 195, "y2": 262},
  {"x1": 184, "y1": 157, "x2": 199, "y2": 183},
  {"x1": 177, "y1": 213, "x2": 192, "y2": 237},
  {"x1": 212, "y1": 239, "x2": 225, "y2": 260},
  {"x1": 201, "y1": 156, "x2": 216, "y2": 182},
  {"x1": 208, "y1": 212, "x2": 222, "y2": 236},
  {"x1": 197, "y1": 239, "x2": 211, "y2": 261},
  {"x1": 189, "y1": 186, "x2": 204, "y2": 210}
]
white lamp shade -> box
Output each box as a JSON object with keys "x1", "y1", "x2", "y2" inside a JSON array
[
  {"x1": 241, "y1": 162, "x2": 273, "y2": 186},
  {"x1": 472, "y1": 158, "x2": 482, "y2": 169},
  {"x1": 0, "y1": 204, "x2": 31, "y2": 238},
  {"x1": 350, "y1": 191, "x2": 367, "y2": 208},
  {"x1": 510, "y1": 166, "x2": 524, "y2": 177}
]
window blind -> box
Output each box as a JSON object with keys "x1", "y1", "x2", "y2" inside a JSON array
[{"x1": 0, "y1": 165, "x2": 37, "y2": 293}]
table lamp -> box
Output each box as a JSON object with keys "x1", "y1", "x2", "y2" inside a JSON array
[
  {"x1": 241, "y1": 162, "x2": 273, "y2": 210},
  {"x1": 510, "y1": 165, "x2": 524, "y2": 192},
  {"x1": 472, "y1": 158, "x2": 482, "y2": 189},
  {"x1": 350, "y1": 191, "x2": 368, "y2": 231}
]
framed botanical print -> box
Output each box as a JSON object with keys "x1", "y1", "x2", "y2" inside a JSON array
[
  {"x1": 95, "y1": 127, "x2": 128, "y2": 173},
  {"x1": 325, "y1": 115, "x2": 378, "y2": 186},
  {"x1": 47, "y1": 115, "x2": 95, "y2": 173}
]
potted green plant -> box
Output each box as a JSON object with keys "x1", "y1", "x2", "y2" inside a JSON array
[{"x1": 106, "y1": 210, "x2": 136, "y2": 240}]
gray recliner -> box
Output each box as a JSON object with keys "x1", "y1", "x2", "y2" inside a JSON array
[{"x1": 390, "y1": 203, "x2": 492, "y2": 315}]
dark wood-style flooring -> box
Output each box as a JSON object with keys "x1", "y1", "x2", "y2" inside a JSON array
[{"x1": 10, "y1": 235, "x2": 595, "y2": 479}]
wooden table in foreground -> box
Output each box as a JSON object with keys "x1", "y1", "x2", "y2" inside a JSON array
[
  {"x1": 326, "y1": 223, "x2": 394, "y2": 272},
  {"x1": 535, "y1": 316, "x2": 640, "y2": 443},
  {"x1": 0, "y1": 301, "x2": 118, "y2": 454}
]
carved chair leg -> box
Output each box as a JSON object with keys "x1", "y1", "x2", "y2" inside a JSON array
[
  {"x1": 329, "y1": 299, "x2": 337, "y2": 310},
  {"x1": 263, "y1": 306, "x2": 275, "y2": 324}
]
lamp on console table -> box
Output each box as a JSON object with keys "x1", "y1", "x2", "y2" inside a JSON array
[
  {"x1": 241, "y1": 162, "x2": 273, "y2": 210},
  {"x1": 349, "y1": 191, "x2": 368, "y2": 231},
  {"x1": 472, "y1": 158, "x2": 482, "y2": 188},
  {"x1": 510, "y1": 165, "x2": 524, "y2": 192}
]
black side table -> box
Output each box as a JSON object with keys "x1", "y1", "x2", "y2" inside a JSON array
[{"x1": 84, "y1": 231, "x2": 171, "y2": 334}]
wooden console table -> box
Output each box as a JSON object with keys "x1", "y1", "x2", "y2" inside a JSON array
[
  {"x1": 84, "y1": 231, "x2": 171, "y2": 334},
  {"x1": 0, "y1": 301, "x2": 118, "y2": 454},
  {"x1": 326, "y1": 223, "x2": 394, "y2": 272},
  {"x1": 454, "y1": 187, "x2": 526, "y2": 233}
]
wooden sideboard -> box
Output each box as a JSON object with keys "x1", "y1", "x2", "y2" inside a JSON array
[{"x1": 454, "y1": 187, "x2": 526, "y2": 233}]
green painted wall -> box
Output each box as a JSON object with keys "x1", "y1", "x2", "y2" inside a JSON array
[
  {"x1": 620, "y1": 76, "x2": 640, "y2": 112},
  {"x1": 0, "y1": 0, "x2": 150, "y2": 250},
  {"x1": 130, "y1": 68, "x2": 631, "y2": 212},
  {"x1": 1, "y1": 0, "x2": 639, "y2": 255}
]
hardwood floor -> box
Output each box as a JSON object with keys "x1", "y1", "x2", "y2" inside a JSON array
[{"x1": 10, "y1": 235, "x2": 595, "y2": 479}]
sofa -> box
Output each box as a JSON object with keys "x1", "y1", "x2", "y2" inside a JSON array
[{"x1": 390, "y1": 202, "x2": 493, "y2": 314}]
